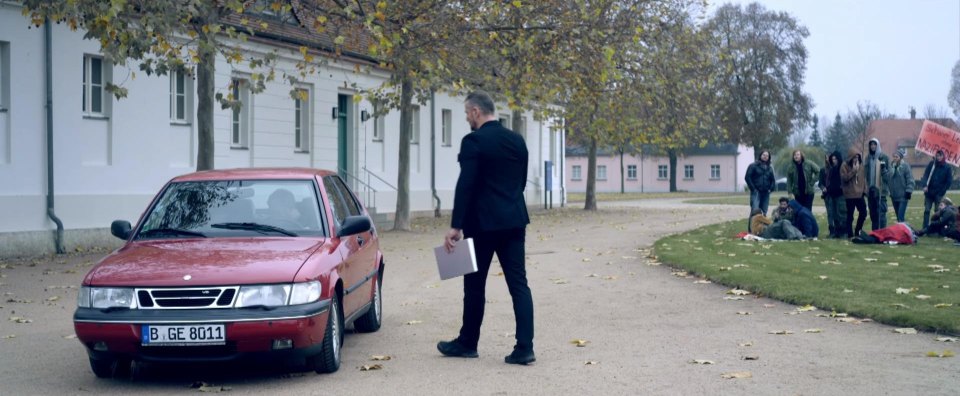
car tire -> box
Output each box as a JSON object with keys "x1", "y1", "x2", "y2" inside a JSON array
[
  {"x1": 353, "y1": 273, "x2": 382, "y2": 333},
  {"x1": 89, "y1": 357, "x2": 117, "y2": 378},
  {"x1": 311, "y1": 294, "x2": 343, "y2": 374}
]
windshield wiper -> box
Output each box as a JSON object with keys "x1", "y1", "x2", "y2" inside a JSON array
[
  {"x1": 138, "y1": 228, "x2": 207, "y2": 239},
  {"x1": 210, "y1": 222, "x2": 298, "y2": 237}
]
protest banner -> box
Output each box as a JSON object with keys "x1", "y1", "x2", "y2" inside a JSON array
[{"x1": 915, "y1": 120, "x2": 960, "y2": 166}]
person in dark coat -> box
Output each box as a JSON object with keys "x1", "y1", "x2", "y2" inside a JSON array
[
  {"x1": 745, "y1": 150, "x2": 776, "y2": 215},
  {"x1": 919, "y1": 197, "x2": 959, "y2": 241},
  {"x1": 439, "y1": 90, "x2": 535, "y2": 365},
  {"x1": 865, "y1": 138, "x2": 891, "y2": 230},
  {"x1": 886, "y1": 148, "x2": 914, "y2": 223},
  {"x1": 919, "y1": 150, "x2": 954, "y2": 229},
  {"x1": 819, "y1": 151, "x2": 847, "y2": 238},
  {"x1": 841, "y1": 148, "x2": 868, "y2": 237},
  {"x1": 788, "y1": 199, "x2": 819, "y2": 238}
]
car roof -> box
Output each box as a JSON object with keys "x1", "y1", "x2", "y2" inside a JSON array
[{"x1": 170, "y1": 168, "x2": 336, "y2": 182}]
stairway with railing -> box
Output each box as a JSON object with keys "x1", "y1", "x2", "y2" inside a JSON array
[{"x1": 338, "y1": 167, "x2": 396, "y2": 228}]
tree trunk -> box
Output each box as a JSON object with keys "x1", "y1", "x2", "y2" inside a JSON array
[
  {"x1": 393, "y1": 76, "x2": 413, "y2": 231},
  {"x1": 195, "y1": 37, "x2": 216, "y2": 171},
  {"x1": 584, "y1": 137, "x2": 597, "y2": 211},
  {"x1": 619, "y1": 147, "x2": 625, "y2": 194},
  {"x1": 668, "y1": 149, "x2": 678, "y2": 192}
]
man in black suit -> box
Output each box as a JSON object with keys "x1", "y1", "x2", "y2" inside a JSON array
[{"x1": 437, "y1": 90, "x2": 535, "y2": 365}]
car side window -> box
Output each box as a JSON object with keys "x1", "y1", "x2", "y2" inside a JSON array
[
  {"x1": 333, "y1": 176, "x2": 363, "y2": 217},
  {"x1": 322, "y1": 176, "x2": 350, "y2": 227}
]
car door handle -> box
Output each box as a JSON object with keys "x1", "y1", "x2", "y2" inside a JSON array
[{"x1": 357, "y1": 235, "x2": 364, "y2": 246}]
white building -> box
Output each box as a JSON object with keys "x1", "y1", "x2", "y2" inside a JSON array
[{"x1": 0, "y1": 4, "x2": 566, "y2": 257}]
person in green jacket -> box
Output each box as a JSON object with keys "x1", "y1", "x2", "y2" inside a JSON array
[
  {"x1": 786, "y1": 149, "x2": 819, "y2": 210},
  {"x1": 886, "y1": 148, "x2": 914, "y2": 223}
]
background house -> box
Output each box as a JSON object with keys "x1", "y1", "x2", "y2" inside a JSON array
[
  {"x1": 864, "y1": 114, "x2": 959, "y2": 186},
  {"x1": 565, "y1": 144, "x2": 754, "y2": 193},
  {"x1": 0, "y1": 4, "x2": 565, "y2": 257}
]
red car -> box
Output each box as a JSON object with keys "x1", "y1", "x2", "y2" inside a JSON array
[{"x1": 74, "y1": 168, "x2": 384, "y2": 377}]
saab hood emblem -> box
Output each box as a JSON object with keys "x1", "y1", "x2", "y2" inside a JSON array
[{"x1": 183, "y1": 275, "x2": 192, "y2": 281}]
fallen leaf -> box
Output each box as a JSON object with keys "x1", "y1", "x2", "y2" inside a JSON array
[
  {"x1": 733, "y1": 264, "x2": 749, "y2": 268},
  {"x1": 915, "y1": 295, "x2": 931, "y2": 300},
  {"x1": 721, "y1": 371, "x2": 752, "y2": 379},
  {"x1": 887, "y1": 262, "x2": 899, "y2": 266},
  {"x1": 425, "y1": 284, "x2": 439, "y2": 289},
  {"x1": 927, "y1": 264, "x2": 944, "y2": 270},
  {"x1": 689, "y1": 359, "x2": 715, "y2": 365},
  {"x1": 46, "y1": 296, "x2": 60, "y2": 302},
  {"x1": 836, "y1": 317, "x2": 862, "y2": 323},
  {"x1": 736, "y1": 311, "x2": 751, "y2": 315},
  {"x1": 763, "y1": 304, "x2": 775, "y2": 308},
  {"x1": 693, "y1": 280, "x2": 712, "y2": 284},
  {"x1": 933, "y1": 268, "x2": 950, "y2": 273},
  {"x1": 893, "y1": 328, "x2": 917, "y2": 334},
  {"x1": 724, "y1": 296, "x2": 744, "y2": 301},
  {"x1": 671, "y1": 271, "x2": 688, "y2": 277},
  {"x1": 738, "y1": 342, "x2": 754, "y2": 347},
  {"x1": 935, "y1": 303, "x2": 954, "y2": 308},
  {"x1": 843, "y1": 289, "x2": 854, "y2": 293},
  {"x1": 935, "y1": 337, "x2": 957, "y2": 342},
  {"x1": 727, "y1": 289, "x2": 751, "y2": 296},
  {"x1": 925, "y1": 350, "x2": 955, "y2": 358},
  {"x1": 370, "y1": 355, "x2": 391, "y2": 361},
  {"x1": 581, "y1": 258, "x2": 592, "y2": 262},
  {"x1": 895, "y1": 288, "x2": 913, "y2": 295},
  {"x1": 8, "y1": 317, "x2": 32, "y2": 324},
  {"x1": 743, "y1": 355, "x2": 759, "y2": 360},
  {"x1": 804, "y1": 329, "x2": 823, "y2": 333},
  {"x1": 359, "y1": 364, "x2": 383, "y2": 371},
  {"x1": 551, "y1": 278, "x2": 569, "y2": 285},
  {"x1": 864, "y1": 258, "x2": 878, "y2": 262},
  {"x1": 602, "y1": 275, "x2": 618, "y2": 281},
  {"x1": 585, "y1": 273, "x2": 599, "y2": 278},
  {"x1": 405, "y1": 320, "x2": 423, "y2": 325},
  {"x1": 796, "y1": 304, "x2": 817, "y2": 312},
  {"x1": 2, "y1": 334, "x2": 15, "y2": 339},
  {"x1": 570, "y1": 339, "x2": 589, "y2": 347},
  {"x1": 584, "y1": 360, "x2": 599, "y2": 365},
  {"x1": 63, "y1": 334, "x2": 77, "y2": 339},
  {"x1": 494, "y1": 272, "x2": 504, "y2": 276},
  {"x1": 769, "y1": 330, "x2": 794, "y2": 335},
  {"x1": 890, "y1": 303, "x2": 909, "y2": 309}
]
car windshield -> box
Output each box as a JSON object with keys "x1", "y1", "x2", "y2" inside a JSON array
[{"x1": 138, "y1": 179, "x2": 325, "y2": 239}]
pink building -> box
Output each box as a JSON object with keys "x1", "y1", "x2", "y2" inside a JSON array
[{"x1": 566, "y1": 144, "x2": 755, "y2": 193}]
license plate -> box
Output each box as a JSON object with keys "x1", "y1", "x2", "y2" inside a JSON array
[{"x1": 141, "y1": 324, "x2": 226, "y2": 346}]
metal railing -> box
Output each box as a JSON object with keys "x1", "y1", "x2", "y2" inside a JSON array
[{"x1": 338, "y1": 167, "x2": 399, "y2": 211}]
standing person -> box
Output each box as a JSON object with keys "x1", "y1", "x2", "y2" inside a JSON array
[
  {"x1": 438, "y1": 90, "x2": 535, "y2": 365},
  {"x1": 820, "y1": 151, "x2": 847, "y2": 238},
  {"x1": 886, "y1": 148, "x2": 914, "y2": 223},
  {"x1": 919, "y1": 150, "x2": 953, "y2": 229},
  {"x1": 864, "y1": 138, "x2": 891, "y2": 230},
  {"x1": 841, "y1": 148, "x2": 868, "y2": 238},
  {"x1": 786, "y1": 149, "x2": 819, "y2": 210},
  {"x1": 745, "y1": 150, "x2": 776, "y2": 215}
]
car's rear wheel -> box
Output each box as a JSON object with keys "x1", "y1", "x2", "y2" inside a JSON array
[
  {"x1": 310, "y1": 294, "x2": 342, "y2": 373},
  {"x1": 353, "y1": 273, "x2": 382, "y2": 333}
]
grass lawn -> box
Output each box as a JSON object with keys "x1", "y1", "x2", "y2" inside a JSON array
[{"x1": 654, "y1": 205, "x2": 960, "y2": 334}]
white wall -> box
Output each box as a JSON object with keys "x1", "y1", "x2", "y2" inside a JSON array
[{"x1": 0, "y1": 4, "x2": 566, "y2": 252}]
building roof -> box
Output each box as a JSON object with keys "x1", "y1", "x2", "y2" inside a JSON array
[
  {"x1": 565, "y1": 143, "x2": 741, "y2": 157},
  {"x1": 865, "y1": 118, "x2": 959, "y2": 166}
]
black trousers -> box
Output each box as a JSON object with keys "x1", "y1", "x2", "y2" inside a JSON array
[
  {"x1": 458, "y1": 227, "x2": 534, "y2": 351},
  {"x1": 845, "y1": 197, "x2": 867, "y2": 236}
]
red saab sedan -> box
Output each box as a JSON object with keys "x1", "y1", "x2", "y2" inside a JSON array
[{"x1": 74, "y1": 168, "x2": 384, "y2": 377}]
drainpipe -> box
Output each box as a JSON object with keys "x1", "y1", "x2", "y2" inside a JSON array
[
  {"x1": 430, "y1": 90, "x2": 440, "y2": 217},
  {"x1": 45, "y1": 19, "x2": 65, "y2": 254},
  {"x1": 559, "y1": 117, "x2": 566, "y2": 207}
]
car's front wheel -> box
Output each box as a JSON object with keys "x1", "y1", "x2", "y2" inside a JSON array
[
  {"x1": 353, "y1": 273, "x2": 382, "y2": 333},
  {"x1": 310, "y1": 294, "x2": 342, "y2": 373}
]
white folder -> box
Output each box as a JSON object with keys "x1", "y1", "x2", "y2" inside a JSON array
[{"x1": 434, "y1": 238, "x2": 478, "y2": 280}]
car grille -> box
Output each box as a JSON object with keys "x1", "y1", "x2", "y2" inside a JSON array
[{"x1": 136, "y1": 287, "x2": 238, "y2": 309}]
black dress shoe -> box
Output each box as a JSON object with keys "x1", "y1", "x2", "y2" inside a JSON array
[
  {"x1": 504, "y1": 349, "x2": 536, "y2": 365},
  {"x1": 437, "y1": 340, "x2": 478, "y2": 358}
]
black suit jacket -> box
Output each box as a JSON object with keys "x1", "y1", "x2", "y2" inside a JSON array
[{"x1": 451, "y1": 120, "x2": 530, "y2": 233}]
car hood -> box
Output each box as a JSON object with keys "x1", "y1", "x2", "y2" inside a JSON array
[{"x1": 85, "y1": 238, "x2": 328, "y2": 287}]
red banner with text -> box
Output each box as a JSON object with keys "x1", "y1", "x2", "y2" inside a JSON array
[{"x1": 916, "y1": 121, "x2": 960, "y2": 166}]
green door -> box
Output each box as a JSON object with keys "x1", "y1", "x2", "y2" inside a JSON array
[{"x1": 337, "y1": 94, "x2": 349, "y2": 175}]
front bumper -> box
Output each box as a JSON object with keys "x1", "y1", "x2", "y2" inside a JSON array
[{"x1": 74, "y1": 299, "x2": 330, "y2": 364}]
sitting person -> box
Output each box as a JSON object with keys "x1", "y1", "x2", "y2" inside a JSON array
[
  {"x1": 852, "y1": 222, "x2": 918, "y2": 245},
  {"x1": 771, "y1": 196, "x2": 795, "y2": 223},
  {"x1": 265, "y1": 188, "x2": 301, "y2": 226},
  {"x1": 750, "y1": 208, "x2": 772, "y2": 236},
  {"x1": 919, "y1": 197, "x2": 959, "y2": 241},
  {"x1": 788, "y1": 199, "x2": 819, "y2": 238}
]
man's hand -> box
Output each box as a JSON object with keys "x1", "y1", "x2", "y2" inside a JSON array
[
  {"x1": 924, "y1": 186, "x2": 929, "y2": 193},
  {"x1": 444, "y1": 228, "x2": 462, "y2": 253}
]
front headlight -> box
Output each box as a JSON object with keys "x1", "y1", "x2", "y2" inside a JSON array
[
  {"x1": 235, "y1": 284, "x2": 291, "y2": 308},
  {"x1": 82, "y1": 287, "x2": 137, "y2": 309},
  {"x1": 289, "y1": 281, "x2": 321, "y2": 305}
]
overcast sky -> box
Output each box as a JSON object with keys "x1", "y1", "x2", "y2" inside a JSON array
[{"x1": 711, "y1": 0, "x2": 960, "y2": 122}]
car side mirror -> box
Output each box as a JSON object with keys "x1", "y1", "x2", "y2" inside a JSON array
[
  {"x1": 111, "y1": 220, "x2": 132, "y2": 240},
  {"x1": 336, "y1": 215, "x2": 371, "y2": 238}
]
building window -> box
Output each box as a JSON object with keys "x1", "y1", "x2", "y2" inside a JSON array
[
  {"x1": 658, "y1": 165, "x2": 668, "y2": 180},
  {"x1": 572, "y1": 165, "x2": 582, "y2": 180},
  {"x1": 372, "y1": 100, "x2": 384, "y2": 141},
  {"x1": 169, "y1": 71, "x2": 191, "y2": 123},
  {"x1": 0, "y1": 42, "x2": 8, "y2": 115},
  {"x1": 82, "y1": 55, "x2": 106, "y2": 115},
  {"x1": 627, "y1": 165, "x2": 637, "y2": 180},
  {"x1": 710, "y1": 164, "x2": 720, "y2": 180},
  {"x1": 684, "y1": 164, "x2": 694, "y2": 179},
  {"x1": 597, "y1": 165, "x2": 607, "y2": 181},
  {"x1": 441, "y1": 109, "x2": 452, "y2": 146},
  {"x1": 294, "y1": 88, "x2": 310, "y2": 151},
  {"x1": 499, "y1": 114, "x2": 511, "y2": 127},
  {"x1": 519, "y1": 116, "x2": 527, "y2": 140},
  {"x1": 231, "y1": 78, "x2": 250, "y2": 147},
  {"x1": 410, "y1": 105, "x2": 420, "y2": 144}
]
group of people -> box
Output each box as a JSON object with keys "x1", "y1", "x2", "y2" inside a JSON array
[{"x1": 745, "y1": 140, "x2": 956, "y2": 243}]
